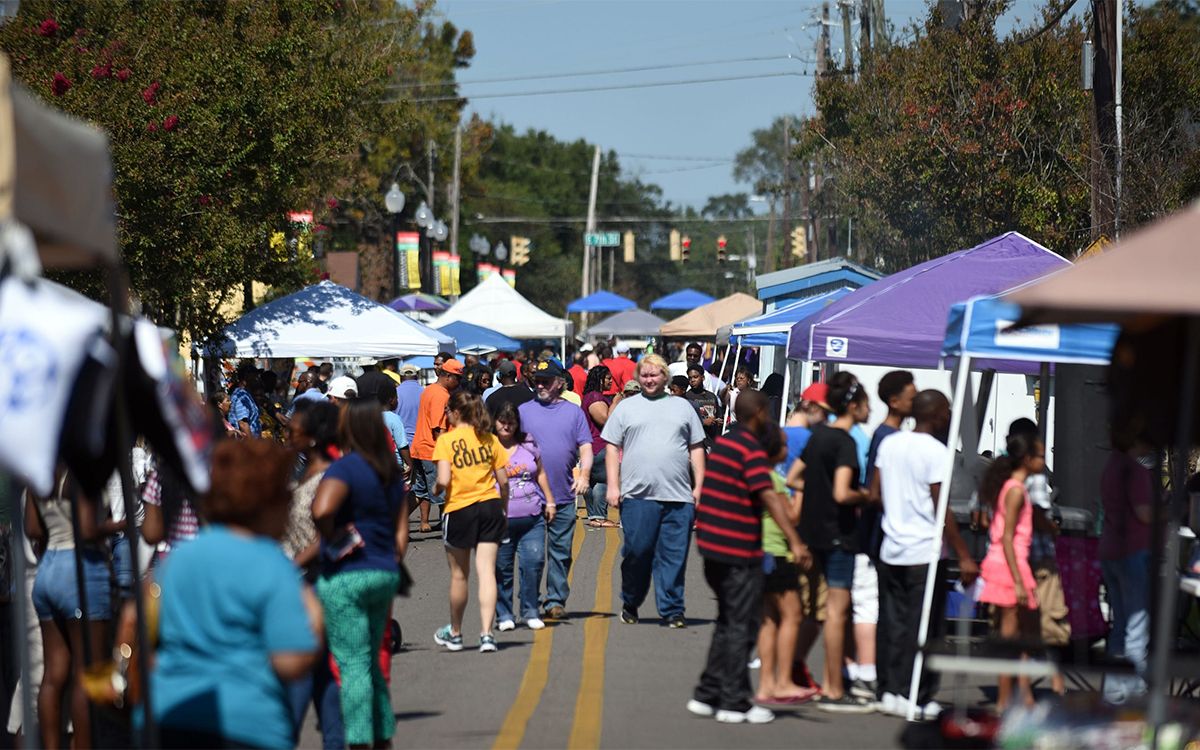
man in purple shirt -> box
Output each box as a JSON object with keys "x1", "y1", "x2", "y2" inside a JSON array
[
  {"x1": 519, "y1": 359, "x2": 593, "y2": 619},
  {"x1": 394, "y1": 364, "x2": 423, "y2": 446}
]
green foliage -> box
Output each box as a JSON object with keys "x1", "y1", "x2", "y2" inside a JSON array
[{"x1": 0, "y1": 0, "x2": 427, "y2": 342}]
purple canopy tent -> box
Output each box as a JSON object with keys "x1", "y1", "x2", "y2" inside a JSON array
[
  {"x1": 389, "y1": 292, "x2": 450, "y2": 312},
  {"x1": 786, "y1": 232, "x2": 1068, "y2": 367}
]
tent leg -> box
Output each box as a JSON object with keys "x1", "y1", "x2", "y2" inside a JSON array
[
  {"x1": 974, "y1": 369, "x2": 995, "y2": 448},
  {"x1": 1037, "y1": 362, "x2": 1051, "y2": 439},
  {"x1": 907, "y1": 357, "x2": 972, "y2": 720},
  {"x1": 779, "y1": 360, "x2": 792, "y2": 423},
  {"x1": 724, "y1": 343, "x2": 742, "y2": 434},
  {"x1": 1149, "y1": 320, "x2": 1200, "y2": 738}
]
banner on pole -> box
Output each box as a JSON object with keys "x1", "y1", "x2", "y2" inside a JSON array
[{"x1": 396, "y1": 231, "x2": 420, "y2": 290}]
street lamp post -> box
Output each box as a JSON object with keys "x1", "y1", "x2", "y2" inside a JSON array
[{"x1": 384, "y1": 182, "x2": 406, "y2": 298}]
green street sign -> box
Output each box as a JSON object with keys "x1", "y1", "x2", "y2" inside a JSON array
[{"x1": 585, "y1": 231, "x2": 621, "y2": 247}]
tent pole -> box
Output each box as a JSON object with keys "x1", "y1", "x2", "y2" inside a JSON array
[
  {"x1": 779, "y1": 359, "x2": 792, "y2": 423},
  {"x1": 1148, "y1": 320, "x2": 1199, "y2": 737},
  {"x1": 907, "y1": 356, "x2": 972, "y2": 720},
  {"x1": 724, "y1": 343, "x2": 742, "y2": 434},
  {"x1": 974, "y1": 369, "x2": 995, "y2": 449},
  {"x1": 1037, "y1": 362, "x2": 1051, "y2": 439}
]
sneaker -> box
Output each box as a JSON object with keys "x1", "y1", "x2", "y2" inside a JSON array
[
  {"x1": 877, "y1": 692, "x2": 899, "y2": 715},
  {"x1": 686, "y1": 699, "x2": 715, "y2": 718},
  {"x1": 526, "y1": 617, "x2": 546, "y2": 630},
  {"x1": 479, "y1": 634, "x2": 498, "y2": 653},
  {"x1": 850, "y1": 678, "x2": 878, "y2": 700},
  {"x1": 497, "y1": 619, "x2": 516, "y2": 632},
  {"x1": 665, "y1": 614, "x2": 687, "y2": 629},
  {"x1": 434, "y1": 625, "x2": 463, "y2": 652},
  {"x1": 881, "y1": 694, "x2": 911, "y2": 718},
  {"x1": 816, "y1": 694, "x2": 875, "y2": 714},
  {"x1": 619, "y1": 605, "x2": 639, "y2": 624},
  {"x1": 545, "y1": 605, "x2": 566, "y2": 620},
  {"x1": 917, "y1": 701, "x2": 943, "y2": 720},
  {"x1": 715, "y1": 706, "x2": 775, "y2": 724},
  {"x1": 748, "y1": 657, "x2": 762, "y2": 670}
]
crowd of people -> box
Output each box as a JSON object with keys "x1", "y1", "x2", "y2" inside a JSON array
[{"x1": 5, "y1": 339, "x2": 1159, "y2": 744}]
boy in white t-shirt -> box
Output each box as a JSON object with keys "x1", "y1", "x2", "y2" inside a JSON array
[{"x1": 869, "y1": 390, "x2": 978, "y2": 718}]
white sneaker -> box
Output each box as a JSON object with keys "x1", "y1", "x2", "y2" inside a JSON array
[
  {"x1": 715, "y1": 706, "x2": 775, "y2": 724},
  {"x1": 878, "y1": 693, "x2": 898, "y2": 714},
  {"x1": 686, "y1": 699, "x2": 715, "y2": 717},
  {"x1": 526, "y1": 617, "x2": 546, "y2": 630},
  {"x1": 497, "y1": 619, "x2": 516, "y2": 632},
  {"x1": 748, "y1": 657, "x2": 762, "y2": 669},
  {"x1": 917, "y1": 701, "x2": 943, "y2": 720},
  {"x1": 884, "y1": 695, "x2": 912, "y2": 718}
]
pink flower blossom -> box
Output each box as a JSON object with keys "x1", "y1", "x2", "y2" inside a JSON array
[
  {"x1": 90, "y1": 64, "x2": 112, "y2": 80},
  {"x1": 50, "y1": 72, "x2": 71, "y2": 96},
  {"x1": 36, "y1": 18, "x2": 59, "y2": 37},
  {"x1": 116, "y1": 68, "x2": 131, "y2": 82},
  {"x1": 162, "y1": 114, "x2": 179, "y2": 131}
]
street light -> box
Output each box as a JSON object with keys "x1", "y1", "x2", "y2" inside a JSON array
[
  {"x1": 384, "y1": 183, "x2": 407, "y2": 297},
  {"x1": 414, "y1": 201, "x2": 433, "y2": 229}
]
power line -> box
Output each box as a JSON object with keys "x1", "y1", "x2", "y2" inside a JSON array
[
  {"x1": 619, "y1": 152, "x2": 735, "y2": 162},
  {"x1": 390, "y1": 54, "x2": 799, "y2": 89},
  {"x1": 465, "y1": 215, "x2": 773, "y2": 225},
  {"x1": 390, "y1": 71, "x2": 810, "y2": 103}
]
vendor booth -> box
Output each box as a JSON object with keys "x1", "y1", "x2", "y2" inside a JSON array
[
  {"x1": 581, "y1": 308, "x2": 666, "y2": 339},
  {"x1": 436, "y1": 273, "x2": 569, "y2": 357},
  {"x1": 567, "y1": 289, "x2": 636, "y2": 314},
  {"x1": 203, "y1": 280, "x2": 455, "y2": 358},
  {"x1": 649, "y1": 287, "x2": 715, "y2": 312},
  {"x1": 434, "y1": 320, "x2": 521, "y2": 356},
  {"x1": 659, "y1": 292, "x2": 761, "y2": 339}
]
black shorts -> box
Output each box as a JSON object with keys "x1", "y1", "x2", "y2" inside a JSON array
[
  {"x1": 443, "y1": 498, "x2": 507, "y2": 549},
  {"x1": 764, "y1": 556, "x2": 801, "y2": 594}
]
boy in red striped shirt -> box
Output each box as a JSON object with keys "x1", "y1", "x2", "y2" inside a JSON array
[{"x1": 689, "y1": 390, "x2": 809, "y2": 725}]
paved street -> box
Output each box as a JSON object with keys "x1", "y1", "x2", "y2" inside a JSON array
[{"x1": 299, "y1": 512, "x2": 917, "y2": 749}]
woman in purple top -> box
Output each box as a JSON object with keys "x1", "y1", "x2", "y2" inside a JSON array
[
  {"x1": 582, "y1": 366, "x2": 623, "y2": 528},
  {"x1": 493, "y1": 403, "x2": 556, "y2": 630}
]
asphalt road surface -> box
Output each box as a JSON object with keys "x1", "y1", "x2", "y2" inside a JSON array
[{"x1": 298, "y1": 511, "x2": 938, "y2": 749}]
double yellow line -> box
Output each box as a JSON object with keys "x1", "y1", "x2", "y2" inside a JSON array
[{"x1": 492, "y1": 522, "x2": 620, "y2": 750}]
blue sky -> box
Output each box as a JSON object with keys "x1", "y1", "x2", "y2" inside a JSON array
[{"x1": 436, "y1": 0, "x2": 1062, "y2": 210}]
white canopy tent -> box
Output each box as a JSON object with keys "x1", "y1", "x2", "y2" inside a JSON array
[
  {"x1": 204, "y1": 280, "x2": 455, "y2": 358},
  {"x1": 435, "y1": 273, "x2": 570, "y2": 357}
]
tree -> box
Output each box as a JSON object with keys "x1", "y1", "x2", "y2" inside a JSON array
[
  {"x1": 0, "y1": 0, "x2": 432, "y2": 343},
  {"x1": 702, "y1": 193, "x2": 753, "y2": 220},
  {"x1": 734, "y1": 116, "x2": 802, "y2": 272}
]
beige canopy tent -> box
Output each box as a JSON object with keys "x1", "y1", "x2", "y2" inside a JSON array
[
  {"x1": 1009, "y1": 201, "x2": 1200, "y2": 325},
  {"x1": 0, "y1": 55, "x2": 117, "y2": 269},
  {"x1": 1006, "y1": 202, "x2": 1200, "y2": 740},
  {"x1": 658, "y1": 292, "x2": 762, "y2": 338}
]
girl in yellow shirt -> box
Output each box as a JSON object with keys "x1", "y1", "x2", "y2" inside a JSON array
[{"x1": 432, "y1": 392, "x2": 510, "y2": 652}]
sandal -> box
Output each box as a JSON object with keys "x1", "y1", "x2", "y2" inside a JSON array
[{"x1": 419, "y1": 524, "x2": 433, "y2": 534}]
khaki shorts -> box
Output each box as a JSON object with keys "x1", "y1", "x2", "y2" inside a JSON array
[
  {"x1": 1034, "y1": 563, "x2": 1071, "y2": 646},
  {"x1": 799, "y1": 564, "x2": 827, "y2": 622}
]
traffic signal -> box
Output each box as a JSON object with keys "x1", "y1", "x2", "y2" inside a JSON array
[
  {"x1": 510, "y1": 236, "x2": 531, "y2": 266},
  {"x1": 717, "y1": 235, "x2": 727, "y2": 263},
  {"x1": 669, "y1": 229, "x2": 681, "y2": 261},
  {"x1": 681, "y1": 235, "x2": 691, "y2": 262},
  {"x1": 790, "y1": 226, "x2": 807, "y2": 259},
  {"x1": 623, "y1": 231, "x2": 635, "y2": 263}
]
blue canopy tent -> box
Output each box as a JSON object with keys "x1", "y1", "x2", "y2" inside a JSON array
[
  {"x1": 567, "y1": 289, "x2": 636, "y2": 314},
  {"x1": 434, "y1": 320, "x2": 522, "y2": 356},
  {"x1": 649, "y1": 288, "x2": 716, "y2": 312},
  {"x1": 725, "y1": 287, "x2": 855, "y2": 347},
  {"x1": 905, "y1": 292, "x2": 1118, "y2": 719}
]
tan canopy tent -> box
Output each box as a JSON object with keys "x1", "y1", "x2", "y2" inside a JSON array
[
  {"x1": 1009, "y1": 201, "x2": 1200, "y2": 325},
  {"x1": 0, "y1": 54, "x2": 117, "y2": 269},
  {"x1": 659, "y1": 292, "x2": 761, "y2": 338}
]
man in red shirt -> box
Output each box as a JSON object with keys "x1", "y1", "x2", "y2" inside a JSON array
[
  {"x1": 602, "y1": 341, "x2": 636, "y2": 390},
  {"x1": 689, "y1": 389, "x2": 807, "y2": 725}
]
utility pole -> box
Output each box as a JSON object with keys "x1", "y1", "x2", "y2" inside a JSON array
[
  {"x1": 448, "y1": 125, "x2": 462, "y2": 291},
  {"x1": 425, "y1": 141, "x2": 437, "y2": 294},
  {"x1": 840, "y1": 0, "x2": 855, "y2": 74},
  {"x1": 581, "y1": 145, "x2": 601, "y2": 327},
  {"x1": 860, "y1": 0, "x2": 873, "y2": 65},
  {"x1": 1088, "y1": 0, "x2": 1118, "y2": 241},
  {"x1": 782, "y1": 117, "x2": 792, "y2": 269},
  {"x1": 872, "y1": 0, "x2": 888, "y2": 49},
  {"x1": 817, "y1": 2, "x2": 831, "y2": 76}
]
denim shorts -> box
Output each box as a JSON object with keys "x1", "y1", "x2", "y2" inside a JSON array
[
  {"x1": 813, "y1": 547, "x2": 856, "y2": 591},
  {"x1": 32, "y1": 548, "x2": 112, "y2": 621},
  {"x1": 411, "y1": 459, "x2": 445, "y2": 506}
]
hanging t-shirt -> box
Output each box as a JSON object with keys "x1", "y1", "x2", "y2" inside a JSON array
[
  {"x1": 875, "y1": 430, "x2": 947, "y2": 567},
  {"x1": 433, "y1": 425, "x2": 507, "y2": 513},
  {"x1": 797, "y1": 423, "x2": 861, "y2": 552},
  {"x1": 503, "y1": 439, "x2": 545, "y2": 519}
]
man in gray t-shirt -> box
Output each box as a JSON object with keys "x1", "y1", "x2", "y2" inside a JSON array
[{"x1": 602, "y1": 354, "x2": 706, "y2": 627}]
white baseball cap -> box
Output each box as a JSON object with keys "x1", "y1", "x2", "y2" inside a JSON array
[
  {"x1": 327, "y1": 376, "x2": 358, "y2": 400},
  {"x1": 615, "y1": 341, "x2": 630, "y2": 354}
]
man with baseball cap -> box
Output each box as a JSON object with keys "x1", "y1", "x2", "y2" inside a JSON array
[
  {"x1": 355, "y1": 357, "x2": 392, "y2": 409},
  {"x1": 485, "y1": 359, "x2": 533, "y2": 417},
  {"x1": 519, "y1": 359, "x2": 592, "y2": 619},
  {"x1": 326, "y1": 375, "x2": 358, "y2": 403},
  {"x1": 394, "y1": 364, "x2": 423, "y2": 447},
  {"x1": 602, "y1": 341, "x2": 637, "y2": 390},
  {"x1": 410, "y1": 358, "x2": 463, "y2": 533}
]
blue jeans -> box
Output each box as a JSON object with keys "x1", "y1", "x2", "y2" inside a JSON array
[
  {"x1": 286, "y1": 647, "x2": 344, "y2": 750},
  {"x1": 412, "y1": 459, "x2": 444, "y2": 506},
  {"x1": 619, "y1": 499, "x2": 694, "y2": 618},
  {"x1": 1102, "y1": 549, "x2": 1150, "y2": 703},
  {"x1": 111, "y1": 535, "x2": 135, "y2": 598},
  {"x1": 497, "y1": 514, "x2": 546, "y2": 622},
  {"x1": 586, "y1": 483, "x2": 608, "y2": 521},
  {"x1": 544, "y1": 503, "x2": 576, "y2": 610}
]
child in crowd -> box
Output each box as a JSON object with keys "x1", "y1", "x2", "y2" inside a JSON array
[
  {"x1": 754, "y1": 428, "x2": 816, "y2": 706},
  {"x1": 433, "y1": 392, "x2": 510, "y2": 653},
  {"x1": 978, "y1": 432, "x2": 1044, "y2": 711}
]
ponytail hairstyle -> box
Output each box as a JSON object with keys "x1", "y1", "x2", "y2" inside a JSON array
[
  {"x1": 448, "y1": 391, "x2": 494, "y2": 443},
  {"x1": 826, "y1": 371, "x2": 867, "y2": 417},
  {"x1": 979, "y1": 432, "x2": 1040, "y2": 511}
]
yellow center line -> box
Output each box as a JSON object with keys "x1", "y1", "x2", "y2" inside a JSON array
[
  {"x1": 567, "y1": 526, "x2": 620, "y2": 749},
  {"x1": 492, "y1": 518, "x2": 588, "y2": 750}
]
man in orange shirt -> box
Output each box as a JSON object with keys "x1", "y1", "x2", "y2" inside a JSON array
[
  {"x1": 602, "y1": 341, "x2": 637, "y2": 390},
  {"x1": 410, "y1": 358, "x2": 463, "y2": 533}
]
